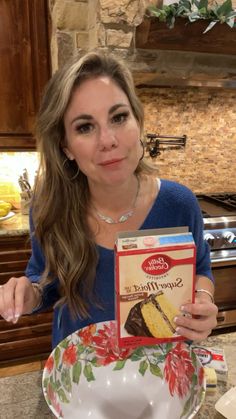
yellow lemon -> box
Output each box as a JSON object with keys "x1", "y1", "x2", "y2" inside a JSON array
[
  {"x1": 0, "y1": 201, "x2": 12, "y2": 212},
  {"x1": 0, "y1": 208, "x2": 8, "y2": 217}
]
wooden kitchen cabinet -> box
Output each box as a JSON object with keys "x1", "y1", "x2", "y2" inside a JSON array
[
  {"x1": 0, "y1": 0, "x2": 51, "y2": 150},
  {"x1": 0, "y1": 234, "x2": 53, "y2": 364}
]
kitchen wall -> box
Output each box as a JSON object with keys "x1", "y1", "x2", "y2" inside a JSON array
[{"x1": 48, "y1": 0, "x2": 236, "y2": 193}]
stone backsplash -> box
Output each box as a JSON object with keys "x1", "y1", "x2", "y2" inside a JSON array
[
  {"x1": 139, "y1": 87, "x2": 236, "y2": 193},
  {"x1": 48, "y1": 0, "x2": 236, "y2": 193}
]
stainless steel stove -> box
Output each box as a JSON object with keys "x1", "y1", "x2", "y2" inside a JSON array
[{"x1": 196, "y1": 193, "x2": 236, "y2": 329}]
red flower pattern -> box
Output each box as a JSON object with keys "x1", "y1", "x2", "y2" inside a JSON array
[
  {"x1": 198, "y1": 366, "x2": 205, "y2": 386},
  {"x1": 164, "y1": 342, "x2": 195, "y2": 398},
  {"x1": 78, "y1": 324, "x2": 97, "y2": 346},
  {"x1": 82, "y1": 321, "x2": 133, "y2": 366},
  {"x1": 47, "y1": 383, "x2": 63, "y2": 417},
  {"x1": 45, "y1": 355, "x2": 54, "y2": 373},
  {"x1": 62, "y1": 344, "x2": 77, "y2": 366}
]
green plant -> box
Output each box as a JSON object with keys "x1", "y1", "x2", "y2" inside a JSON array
[{"x1": 148, "y1": 0, "x2": 236, "y2": 33}]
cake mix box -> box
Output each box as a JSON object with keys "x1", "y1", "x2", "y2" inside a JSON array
[{"x1": 115, "y1": 227, "x2": 196, "y2": 348}]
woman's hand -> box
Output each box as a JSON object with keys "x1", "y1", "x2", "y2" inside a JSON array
[
  {"x1": 0, "y1": 276, "x2": 39, "y2": 324},
  {"x1": 174, "y1": 294, "x2": 218, "y2": 342}
]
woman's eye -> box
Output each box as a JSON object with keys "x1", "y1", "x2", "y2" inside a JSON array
[
  {"x1": 75, "y1": 123, "x2": 93, "y2": 135},
  {"x1": 112, "y1": 112, "x2": 129, "y2": 124}
]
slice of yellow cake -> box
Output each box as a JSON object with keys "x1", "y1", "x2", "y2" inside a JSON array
[{"x1": 125, "y1": 291, "x2": 179, "y2": 338}]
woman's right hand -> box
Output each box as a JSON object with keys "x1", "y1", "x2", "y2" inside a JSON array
[{"x1": 0, "y1": 276, "x2": 39, "y2": 323}]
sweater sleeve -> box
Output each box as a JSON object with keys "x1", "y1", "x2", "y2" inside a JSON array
[
  {"x1": 187, "y1": 191, "x2": 214, "y2": 283},
  {"x1": 25, "y1": 211, "x2": 60, "y2": 312}
]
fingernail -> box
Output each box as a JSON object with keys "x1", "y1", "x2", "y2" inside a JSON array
[
  {"x1": 13, "y1": 313, "x2": 20, "y2": 323},
  {"x1": 174, "y1": 316, "x2": 178, "y2": 324},
  {"x1": 176, "y1": 327, "x2": 181, "y2": 333},
  {"x1": 6, "y1": 316, "x2": 13, "y2": 322},
  {"x1": 6, "y1": 310, "x2": 13, "y2": 321},
  {"x1": 181, "y1": 305, "x2": 186, "y2": 312}
]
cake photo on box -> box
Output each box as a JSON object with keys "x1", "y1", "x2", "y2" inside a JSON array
[{"x1": 124, "y1": 291, "x2": 179, "y2": 338}]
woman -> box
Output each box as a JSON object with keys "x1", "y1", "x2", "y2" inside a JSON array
[{"x1": 0, "y1": 52, "x2": 217, "y2": 348}]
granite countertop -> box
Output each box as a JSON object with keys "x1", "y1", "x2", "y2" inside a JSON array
[
  {"x1": 0, "y1": 211, "x2": 29, "y2": 236},
  {"x1": 0, "y1": 332, "x2": 235, "y2": 419},
  {"x1": 195, "y1": 332, "x2": 236, "y2": 419}
]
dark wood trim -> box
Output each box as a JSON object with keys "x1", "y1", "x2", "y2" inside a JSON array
[
  {"x1": 28, "y1": 0, "x2": 52, "y2": 108},
  {"x1": 0, "y1": 249, "x2": 31, "y2": 263},
  {"x1": 0, "y1": 234, "x2": 31, "y2": 250},
  {"x1": 0, "y1": 335, "x2": 52, "y2": 361},
  {"x1": 0, "y1": 311, "x2": 53, "y2": 330},
  {"x1": 136, "y1": 17, "x2": 236, "y2": 55},
  {"x1": 0, "y1": 136, "x2": 36, "y2": 150}
]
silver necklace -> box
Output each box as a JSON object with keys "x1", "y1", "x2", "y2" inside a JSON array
[{"x1": 93, "y1": 177, "x2": 140, "y2": 224}]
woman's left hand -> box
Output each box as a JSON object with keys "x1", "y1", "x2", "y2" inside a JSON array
[{"x1": 174, "y1": 296, "x2": 218, "y2": 342}]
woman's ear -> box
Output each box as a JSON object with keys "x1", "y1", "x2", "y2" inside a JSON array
[{"x1": 63, "y1": 147, "x2": 75, "y2": 161}]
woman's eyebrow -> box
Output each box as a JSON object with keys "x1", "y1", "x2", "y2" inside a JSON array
[
  {"x1": 71, "y1": 114, "x2": 92, "y2": 124},
  {"x1": 109, "y1": 103, "x2": 129, "y2": 114}
]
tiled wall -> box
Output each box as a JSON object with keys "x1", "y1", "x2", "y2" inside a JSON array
[{"x1": 139, "y1": 87, "x2": 236, "y2": 193}]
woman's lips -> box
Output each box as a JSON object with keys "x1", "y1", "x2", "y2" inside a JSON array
[{"x1": 99, "y1": 158, "x2": 124, "y2": 167}]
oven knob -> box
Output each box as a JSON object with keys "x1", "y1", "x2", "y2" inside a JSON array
[
  {"x1": 204, "y1": 233, "x2": 215, "y2": 247},
  {"x1": 223, "y1": 231, "x2": 235, "y2": 243}
]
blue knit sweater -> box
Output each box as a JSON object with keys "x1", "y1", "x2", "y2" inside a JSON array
[{"x1": 25, "y1": 179, "x2": 213, "y2": 348}]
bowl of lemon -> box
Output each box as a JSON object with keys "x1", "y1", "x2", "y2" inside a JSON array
[{"x1": 0, "y1": 201, "x2": 14, "y2": 221}]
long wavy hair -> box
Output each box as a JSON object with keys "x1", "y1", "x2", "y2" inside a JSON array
[{"x1": 33, "y1": 51, "x2": 155, "y2": 319}]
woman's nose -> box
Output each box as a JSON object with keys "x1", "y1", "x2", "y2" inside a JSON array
[{"x1": 98, "y1": 126, "x2": 118, "y2": 150}]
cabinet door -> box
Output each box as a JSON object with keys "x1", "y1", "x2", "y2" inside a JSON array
[{"x1": 0, "y1": 0, "x2": 51, "y2": 150}]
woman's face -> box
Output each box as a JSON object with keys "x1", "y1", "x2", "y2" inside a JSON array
[{"x1": 63, "y1": 76, "x2": 142, "y2": 187}]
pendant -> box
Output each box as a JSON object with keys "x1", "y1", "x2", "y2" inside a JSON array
[
  {"x1": 96, "y1": 209, "x2": 134, "y2": 224},
  {"x1": 97, "y1": 213, "x2": 116, "y2": 224},
  {"x1": 93, "y1": 176, "x2": 140, "y2": 225},
  {"x1": 118, "y1": 210, "x2": 134, "y2": 223}
]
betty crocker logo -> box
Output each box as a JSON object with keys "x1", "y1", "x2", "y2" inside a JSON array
[{"x1": 142, "y1": 254, "x2": 171, "y2": 275}]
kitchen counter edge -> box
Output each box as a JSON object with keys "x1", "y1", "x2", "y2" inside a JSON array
[{"x1": 0, "y1": 212, "x2": 29, "y2": 237}]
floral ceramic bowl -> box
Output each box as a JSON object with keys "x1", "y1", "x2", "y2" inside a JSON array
[{"x1": 42, "y1": 321, "x2": 206, "y2": 419}]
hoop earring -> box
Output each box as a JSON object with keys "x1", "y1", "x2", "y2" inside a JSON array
[
  {"x1": 62, "y1": 157, "x2": 68, "y2": 167},
  {"x1": 70, "y1": 166, "x2": 80, "y2": 180},
  {"x1": 139, "y1": 139, "x2": 145, "y2": 161},
  {"x1": 62, "y1": 157, "x2": 80, "y2": 180}
]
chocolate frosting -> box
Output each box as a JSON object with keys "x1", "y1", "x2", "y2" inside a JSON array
[{"x1": 124, "y1": 301, "x2": 153, "y2": 337}]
